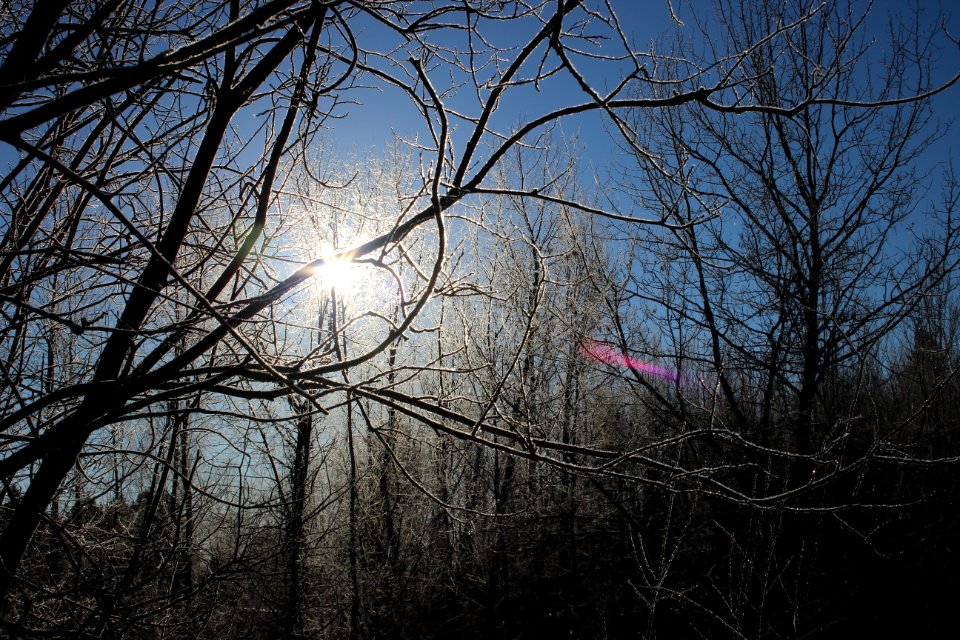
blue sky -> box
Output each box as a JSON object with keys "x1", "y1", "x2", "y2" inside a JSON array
[
  {"x1": 315, "y1": 1, "x2": 957, "y2": 210},
  {"x1": 2, "y1": 1, "x2": 957, "y2": 228}
]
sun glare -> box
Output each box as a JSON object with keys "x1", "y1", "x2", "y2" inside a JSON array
[{"x1": 314, "y1": 256, "x2": 361, "y2": 292}]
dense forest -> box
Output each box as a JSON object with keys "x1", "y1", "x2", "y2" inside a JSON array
[{"x1": 1, "y1": 1, "x2": 958, "y2": 638}]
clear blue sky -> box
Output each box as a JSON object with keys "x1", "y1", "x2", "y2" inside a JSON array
[
  {"x1": 2, "y1": 1, "x2": 956, "y2": 221},
  {"x1": 323, "y1": 1, "x2": 958, "y2": 197}
]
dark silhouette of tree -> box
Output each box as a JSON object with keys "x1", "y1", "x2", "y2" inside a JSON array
[{"x1": 612, "y1": 1, "x2": 960, "y2": 635}]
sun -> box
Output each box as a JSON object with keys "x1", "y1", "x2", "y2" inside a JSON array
[{"x1": 314, "y1": 256, "x2": 361, "y2": 292}]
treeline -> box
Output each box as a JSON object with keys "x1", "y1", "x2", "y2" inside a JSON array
[{"x1": 4, "y1": 181, "x2": 957, "y2": 638}]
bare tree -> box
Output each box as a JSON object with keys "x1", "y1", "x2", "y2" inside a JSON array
[
  {"x1": 611, "y1": 1, "x2": 960, "y2": 635},
  {"x1": 2, "y1": 0, "x2": 958, "y2": 637}
]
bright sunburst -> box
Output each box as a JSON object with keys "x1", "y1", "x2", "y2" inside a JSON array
[{"x1": 314, "y1": 256, "x2": 361, "y2": 292}]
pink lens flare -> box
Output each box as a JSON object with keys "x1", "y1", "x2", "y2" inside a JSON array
[{"x1": 579, "y1": 339, "x2": 682, "y2": 384}]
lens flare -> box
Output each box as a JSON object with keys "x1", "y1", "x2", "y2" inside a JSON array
[{"x1": 579, "y1": 339, "x2": 681, "y2": 383}]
